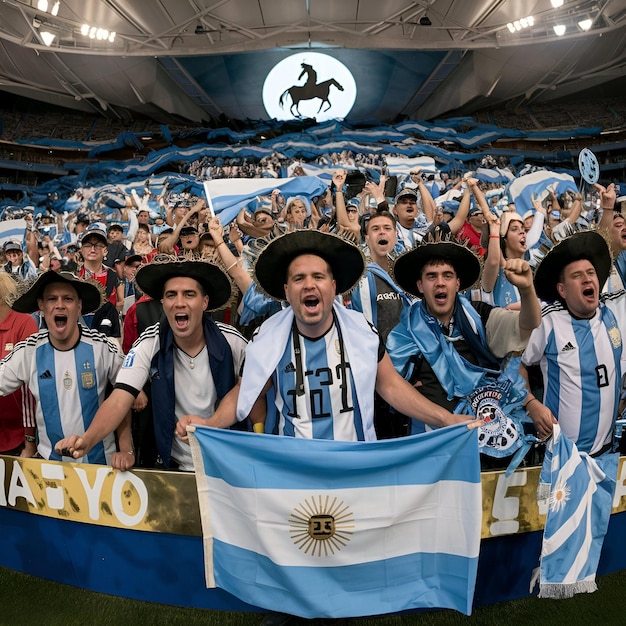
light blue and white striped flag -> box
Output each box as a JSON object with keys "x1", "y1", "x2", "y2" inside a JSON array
[
  {"x1": 0, "y1": 219, "x2": 27, "y2": 248},
  {"x1": 536, "y1": 424, "x2": 619, "y2": 598},
  {"x1": 189, "y1": 423, "x2": 481, "y2": 618},
  {"x1": 507, "y1": 170, "x2": 577, "y2": 216},
  {"x1": 203, "y1": 176, "x2": 328, "y2": 225}
]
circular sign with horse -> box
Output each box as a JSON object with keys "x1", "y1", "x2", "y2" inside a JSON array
[{"x1": 263, "y1": 52, "x2": 357, "y2": 122}]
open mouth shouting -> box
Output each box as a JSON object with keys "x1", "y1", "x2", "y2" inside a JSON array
[
  {"x1": 582, "y1": 285, "x2": 596, "y2": 300},
  {"x1": 303, "y1": 294, "x2": 320, "y2": 312},
  {"x1": 174, "y1": 313, "x2": 190, "y2": 330},
  {"x1": 53, "y1": 314, "x2": 68, "y2": 332},
  {"x1": 433, "y1": 289, "x2": 449, "y2": 306}
]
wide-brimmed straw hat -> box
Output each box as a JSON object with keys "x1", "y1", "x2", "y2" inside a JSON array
[
  {"x1": 12, "y1": 271, "x2": 103, "y2": 314},
  {"x1": 393, "y1": 240, "x2": 481, "y2": 297},
  {"x1": 253, "y1": 230, "x2": 365, "y2": 301},
  {"x1": 533, "y1": 230, "x2": 610, "y2": 303},
  {"x1": 135, "y1": 256, "x2": 232, "y2": 311}
]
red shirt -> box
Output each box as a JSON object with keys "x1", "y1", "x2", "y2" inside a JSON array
[
  {"x1": 0, "y1": 309, "x2": 38, "y2": 452},
  {"x1": 79, "y1": 265, "x2": 120, "y2": 306},
  {"x1": 457, "y1": 221, "x2": 486, "y2": 256}
]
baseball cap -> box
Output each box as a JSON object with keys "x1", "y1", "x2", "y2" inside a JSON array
[
  {"x1": 81, "y1": 222, "x2": 108, "y2": 245},
  {"x1": 394, "y1": 187, "x2": 418, "y2": 203},
  {"x1": 3, "y1": 240, "x2": 22, "y2": 253},
  {"x1": 113, "y1": 252, "x2": 129, "y2": 264},
  {"x1": 76, "y1": 213, "x2": 90, "y2": 224},
  {"x1": 107, "y1": 223, "x2": 124, "y2": 232}
]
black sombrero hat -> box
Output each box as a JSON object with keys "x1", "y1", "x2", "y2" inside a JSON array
[
  {"x1": 135, "y1": 257, "x2": 232, "y2": 311},
  {"x1": 393, "y1": 240, "x2": 481, "y2": 297},
  {"x1": 533, "y1": 230, "x2": 611, "y2": 303},
  {"x1": 253, "y1": 230, "x2": 365, "y2": 301},
  {"x1": 12, "y1": 271, "x2": 103, "y2": 314}
]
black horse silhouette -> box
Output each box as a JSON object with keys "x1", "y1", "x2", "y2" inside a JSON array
[{"x1": 279, "y1": 77, "x2": 344, "y2": 117}]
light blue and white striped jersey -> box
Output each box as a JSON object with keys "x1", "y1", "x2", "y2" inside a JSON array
[
  {"x1": 523, "y1": 293, "x2": 626, "y2": 455},
  {"x1": 272, "y1": 323, "x2": 368, "y2": 441},
  {"x1": 0, "y1": 327, "x2": 123, "y2": 463}
]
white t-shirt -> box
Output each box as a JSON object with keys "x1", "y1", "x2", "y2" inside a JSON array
[{"x1": 117, "y1": 320, "x2": 247, "y2": 470}]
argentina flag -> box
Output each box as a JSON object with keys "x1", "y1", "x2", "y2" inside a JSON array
[
  {"x1": 537, "y1": 424, "x2": 619, "y2": 598},
  {"x1": 188, "y1": 423, "x2": 481, "y2": 618}
]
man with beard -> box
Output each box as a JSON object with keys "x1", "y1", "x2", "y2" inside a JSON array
[
  {"x1": 175, "y1": 230, "x2": 470, "y2": 442},
  {"x1": 0, "y1": 271, "x2": 132, "y2": 468}
]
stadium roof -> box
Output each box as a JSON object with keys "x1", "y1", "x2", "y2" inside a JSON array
[{"x1": 0, "y1": 0, "x2": 625, "y2": 125}]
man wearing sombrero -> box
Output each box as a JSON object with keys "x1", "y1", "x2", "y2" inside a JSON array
[
  {"x1": 0, "y1": 271, "x2": 132, "y2": 468},
  {"x1": 387, "y1": 238, "x2": 541, "y2": 462},
  {"x1": 520, "y1": 230, "x2": 626, "y2": 599},
  {"x1": 176, "y1": 230, "x2": 470, "y2": 442},
  {"x1": 521, "y1": 230, "x2": 626, "y2": 454},
  {"x1": 55, "y1": 257, "x2": 248, "y2": 471}
]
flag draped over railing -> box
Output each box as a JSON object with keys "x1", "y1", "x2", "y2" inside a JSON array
[{"x1": 189, "y1": 423, "x2": 481, "y2": 619}]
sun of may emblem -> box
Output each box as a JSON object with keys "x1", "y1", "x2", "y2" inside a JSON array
[
  {"x1": 289, "y1": 495, "x2": 354, "y2": 556},
  {"x1": 549, "y1": 477, "x2": 571, "y2": 513}
]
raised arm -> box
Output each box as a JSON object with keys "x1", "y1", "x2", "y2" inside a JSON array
[
  {"x1": 596, "y1": 183, "x2": 617, "y2": 231},
  {"x1": 503, "y1": 258, "x2": 541, "y2": 339},
  {"x1": 481, "y1": 217, "x2": 502, "y2": 294},
  {"x1": 207, "y1": 216, "x2": 252, "y2": 295}
]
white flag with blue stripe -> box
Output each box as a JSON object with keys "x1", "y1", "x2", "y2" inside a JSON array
[
  {"x1": 507, "y1": 170, "x2": 577, "y2": 216},
  {"x1": 536, "y1": 424, "x2": 618, "y2": 598},
  {"x1": 189, "y1": 423, "x2": 481, "y2": 618},
  {"x1": 0, "y1": 218, "x2": 27, "y2": 248},
  {"x1": 203, "y1": 176, "x2": 328, "y2": 226}
]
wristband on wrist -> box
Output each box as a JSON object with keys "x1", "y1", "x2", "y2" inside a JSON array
[
  {"x1": 523, "y1": 397, "x2": 538, "y2": 410},
  {"x1": 25, "y1": 435, "x2": 36, "y2": 443}
]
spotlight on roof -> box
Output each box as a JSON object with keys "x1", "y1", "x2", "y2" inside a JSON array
[
  {"x1": 551, "y1": 0, "x2": 564, "y2": 7},
  {"x1": 419, "y1": 16, "x2": 432, "y2": 26},
  {"x1": 578, "y1": 18, "x2": 593, "y2": 31},
  {"x1": 553, "y1": 24, "x2": 566, "y2": 36},
  {"x1": 40, "y1": 31, "x2": 56, "y2": 46}
]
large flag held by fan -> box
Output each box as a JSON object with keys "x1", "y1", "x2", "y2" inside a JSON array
[
  {"x1": 189, "y1": 423, "x2": 481, "y2": 619},
  {"x1": 203, "y1": 176, "x2": 328, "y2": 225},
  {"x1": 535, "y1": 424, "x2": 619, "y2": 599},
  {"x1": 506, "y1": 171, "x2": 577, "y2": 216}
]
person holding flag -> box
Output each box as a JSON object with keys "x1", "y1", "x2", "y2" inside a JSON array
[
  {"x1": 521, "y1": 230, "x2": 626, "y2": 597},
  {"x1": 175, "y1": 229, "x2": 471, "y2": 440}
]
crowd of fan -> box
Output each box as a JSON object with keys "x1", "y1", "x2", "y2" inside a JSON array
[{"x1": 0, "y1": 162, "x2": 624, "y2": 469}]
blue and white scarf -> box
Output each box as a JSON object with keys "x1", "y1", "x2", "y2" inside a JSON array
[
  {"x1": 237, "y1": 304, "x2": 379, "y2": 441},
  {"x1": 387, "y1": 295, "x2": 532, "y2": 461}
]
